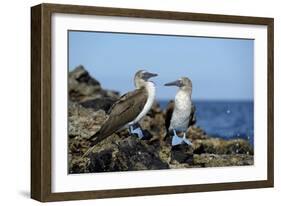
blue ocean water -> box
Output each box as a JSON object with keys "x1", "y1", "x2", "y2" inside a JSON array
[{"x1": 159, "y1": 100, "x2": 254, "y2": 145}]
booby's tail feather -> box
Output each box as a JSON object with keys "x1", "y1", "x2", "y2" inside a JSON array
[
  {"x1": 88, "y1": 131, "x2": 100, "y2": 142},
  {"x1": 81, "y1": 132, "x2": 102, "y2": 158},
  {"x1": 82, "y1": 146, "x2": 95, "y2": 158}
]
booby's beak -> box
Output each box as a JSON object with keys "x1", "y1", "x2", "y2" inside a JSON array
[
  {"x1": 143, "y1": 72, "x2": 158, "y2": 80},
  {"x1": 164, "y1": 80, "x2": 182, "y2": 87}
]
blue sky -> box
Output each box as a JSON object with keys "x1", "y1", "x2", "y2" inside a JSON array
[{"x1": 68, "y1": 31, "x2": 253, "y2": 101}]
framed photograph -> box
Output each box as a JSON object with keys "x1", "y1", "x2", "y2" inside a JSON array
[{"x1": 31, "y1": 3, "x2": 274, "y2": 202}]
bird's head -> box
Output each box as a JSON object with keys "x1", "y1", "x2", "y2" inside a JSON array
[
  {"x1": 134, "y1": 70, "x2": 158, "y2": 88},
  {"x1": 164, "y1": 77, "x2": 192, "y2": 94}
]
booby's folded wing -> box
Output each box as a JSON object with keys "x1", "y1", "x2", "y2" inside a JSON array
[
  {"x1": 165, "y1": 100, "x2": 174, "y2": 132},
  {"x1": 90, "y1": 87, "x2": 148, "y2": 145},
  {"x1": 188, "y1": 103, "x2": 196, "y2": 127}
]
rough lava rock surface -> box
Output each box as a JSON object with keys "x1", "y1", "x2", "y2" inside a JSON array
[
  {"x1": 68, "y1": 66, "x2": 254, "y2": 173},
  {"x1": 69, "y1": 65, "x2": 119, "y2": 111}
]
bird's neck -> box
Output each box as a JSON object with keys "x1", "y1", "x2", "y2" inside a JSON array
[
  {"x1": 176, "y1": 88, "x2": 191, "y2": 99},
  {"x1": 175, "y1": 89, "x2": 191, "y2": 108},
  {"x1": 144, "y1": 81, "x2": 156, "y2": 99}
]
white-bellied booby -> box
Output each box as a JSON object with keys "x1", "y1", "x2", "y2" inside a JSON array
[
  {"x1": 83, "y1": 70, "x2": 158, "y2": 157},
  {"x1": 164, "y1": 77, "x2": 196, "y2": 146}
]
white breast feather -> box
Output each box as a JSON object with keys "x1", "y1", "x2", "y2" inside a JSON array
[
  {"x1": 169, "y1": 90, "x2": 192, "y2": 131},
  {"x1": 130, "y1": 82, "x2": 156, "y2": 125}
]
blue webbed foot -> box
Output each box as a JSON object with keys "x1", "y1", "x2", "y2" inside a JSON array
[
  {"x1": 171, "y1": 129, "x2": 192, "y2": 146},
  {"x1": 171, "y1": 129, "x2": 183, "y2": 146},
  {"x1": 129, "y1": 124, "x2": 144, "y2": 139},
  {"x1": 182, "y1": 132, "x2": 193, "y2": 146}
]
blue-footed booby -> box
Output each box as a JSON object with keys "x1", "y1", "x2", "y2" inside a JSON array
[
  {"x1": 84, "y1": 70, "x2": 157, "y2": 156},
  {"x1": 164, "y1": 77, "x2": 196, "y2": 146}
]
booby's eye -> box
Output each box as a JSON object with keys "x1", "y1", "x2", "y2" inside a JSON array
[{"x1": 179, "y1": 79, "x2": 183, "y2": 86}]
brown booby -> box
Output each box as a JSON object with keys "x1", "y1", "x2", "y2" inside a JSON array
[
  {"x1": 84, "y1": 70, "x2": 158, "y2": 156},
  {"x1": 164, "y1": 77, "x2": 196, "y2": 146}
]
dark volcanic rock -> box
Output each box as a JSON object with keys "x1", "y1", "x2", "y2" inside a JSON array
[
  {"x1": 68, "y1": 66, "x2": 254, "y2": 173},
  {"x1": 69, "y1": 65, "x2": 119, "y2": 102},
  {"x1": 68, "y1": 97, "x2": 254, "y2": 173},
  {"x1": 68, "y1": 101, "x2": 107, "y2": 139},
  {"x1": 80, "y1": 98, "x2": 116, "y2": 113},
  {"x1": 69, "y1": 65, "x2": 101, "y2": 101},
  {"x1": 89, "y1": 149, "x2": 116, "y2": 172},
  {"x1": 171, "y1": 144, "x2": 193, "y2": 164},
  {"x1": 192, "y1": 138, "x2": 253, "y2": 155},
  {"x1": 193, "y1": 153, "x2": 254, "y2": 167},
  {"x1": 88, "y1": 136, "x2": 169, "y2": 172}
]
